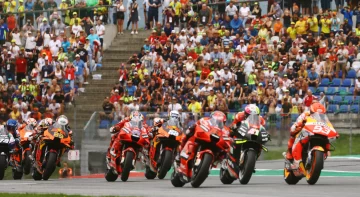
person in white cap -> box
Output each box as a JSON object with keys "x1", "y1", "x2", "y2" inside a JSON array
[
  {"x1": 200, "y1": 81, "x2": 213, "y2": 96},
  {"x1": 25, "y1": 31, "x2": 36, "y2": 52}
]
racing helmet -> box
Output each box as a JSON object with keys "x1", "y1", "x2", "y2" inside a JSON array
[
  {"x1": 130, "y1": 111, "x2": 144, "y2": 122},
  {"x1": 45, "y1": 118, "x2": 53, "y2": 126},
  {"x1": 169, "y1": 110, "x2": 181, "y2": 121},
  {"x1": 56, "y1": 115, "x2": 69, "y2": 126},
  {"x1": 6, "y1": 119, "x2": 17, "y2": 131},
  {"x1": 26, "y1": 118, "x2": 37, "y2": 128},
  {"x1": 210, "y1": 111, "x2": 227, "y2": 123},
  {"x1": 244, "y1": 104, "x2": 260, "y2": 118},
  {"x1": 310, "y1": 102, "x2": 326, "y2": 114}
]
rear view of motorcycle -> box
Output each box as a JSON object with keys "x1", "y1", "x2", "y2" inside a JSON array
[
  {"x1": 0, "y1": 126, "x2": 10, "y2": 180},
  {"x1": 220, "y1": 114, "x2": 270, "y2": 185}
]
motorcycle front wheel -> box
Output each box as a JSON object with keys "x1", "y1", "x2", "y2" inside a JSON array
[
  {"x1": 105, "y1": 169, "x2": 118, "y2": 182},
  {"x1": 191, "y1": 152, "x2": 213, "y2": 188},
  {"x1": 23, "y1": 150, "x2": 32, "y2": 175},
  {"x1": 157, "y1": 149, "x2": 173, "y2": 179},
  {"x1": 306, "y1": 150, "x2": 324, "y2": 185},
  {"x1": 0, "y1": 155, "x2": 7, "y2": 180},
  {"x1": 220, "y1": 167, "x2": 235, "y2": 184},
  {"x1": 120, "y1": 151, "x2": 134, "y2": 182},
  {"x1": 42, "y1": 152, "x2": 57, "y2": 180},
  {"x1": 239, "y1": 150, "x2": 256, "y2": 185}
]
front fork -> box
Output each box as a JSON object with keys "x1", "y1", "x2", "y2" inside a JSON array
[{"x1": 223, "y1": 145, "x2": 241, "y2": 179}]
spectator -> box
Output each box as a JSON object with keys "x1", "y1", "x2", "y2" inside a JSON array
[
  {"x1": 100, "y1": 97, "x2": 114, "y2": 120},
  {"x1": 73, "y1": 54, "x2": 85, "y2": 90}
]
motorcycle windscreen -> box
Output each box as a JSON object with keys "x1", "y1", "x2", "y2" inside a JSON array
[
  {"x1": 49, "y1": 123, "x2": 69, "y2": 138},
  {"x1": 209, "y1": 117, "x2": 224, "y2": 129},
  {"x1": 129, "y1": 120, "x2": 143, "y2": 130},
  {"x1": 0, "y1": 126, "x2": 9, "y2": 136},
  {"x1": 245, "y1": 114, "x2": 261, "y2": 129},
  {"x1": 164, "y1": 118, "x2": 181, "y2": 129},
  {"x1": 309, "y1": 113, "x2": 334, "y2": 128}
]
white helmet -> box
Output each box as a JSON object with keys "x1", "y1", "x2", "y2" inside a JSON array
[
  {"x1": 26, "y1": 118, "x2": 37, "y2": 127},
  {"x1": 169, "y1": 110, "x2": 180, "y2": 121},
  {"x1": 56, "y1": 115, "x2": 69, "y2": 126}
]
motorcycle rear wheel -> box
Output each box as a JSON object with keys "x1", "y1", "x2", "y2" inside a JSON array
[
  {"x1": 145, "y1": 166, "x2": 157, "y2": 179},
  {"x1": 120, "y1": 151, "x2": 134, "y2": 182},
  {"x1": 306, "y1": 150, "x2": 324, "y2": 185},
  {"x1": 105, "y1": 169, "x2": 118, "y2": 182},
  {"x1": 239, "y1": 150, "x2": 256, "y2": 184},
  {"x1": 157, "y1": 150, "x2": 173, "y2": 179},
  {"x1": 42, "y1": 152, "x2": 57, "y2": 180},
  {"x1": 283, "y1": 167, "x2": 301, "y2": 185},
  {"x1": 23, "y1": 150, "x2": 32, "y2": 175},
  {"x1": 12, "y1": 169, "x2": 23, "y2": 180},
  {"x1": 191, "y1": 153, "x2": 213, "y2": 188},
  {"x1": 0, "y1": 155, "x2": 7, "y2": 180},
  {"x1": 220, "y1": 168, "x2": 235, "y2": 184},
  {"x1": 32, "y1": 167, "x2": 42, "y2": 181},
  {"x1": 170, "y1": 170, "x2": 185, "y2": 187}
]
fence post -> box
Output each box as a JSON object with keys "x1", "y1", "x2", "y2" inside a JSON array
[{"x1": 349, "y1": 112, "x2": 352, "y2": 155}]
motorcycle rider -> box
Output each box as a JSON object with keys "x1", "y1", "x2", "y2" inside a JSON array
[
  {"x1": 285, "y1": 101, "x2": 326, "y2": 171},
  {"x1": 150, "y1": 110, "x2": 182, "y2": 136},
  {"x1": 107, "y1": 111, "x2": 150, "y2": 163},
  {"x1": 6, "y1": 119, "x2": 19, "y2": 152},
  {"x1": 178, "y1": 111, "x2": 229, "y2": 182},
  {"x1": 231, "y1": 104, "x2": 266, "y2": 130}
]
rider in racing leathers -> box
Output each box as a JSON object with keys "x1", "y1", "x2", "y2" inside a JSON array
[
  {"x1": 106, "y1": 111, "x2": 150, "y2": 164},
  {"x1": 285, "y1": 101, "x2": 328, "y2": 171},
  {"x1": 177, "y1": 111, "x2": 230, "y2": 182},
  {"x1": 5, "y1": 119, "x2": 19, "y2": 152}
]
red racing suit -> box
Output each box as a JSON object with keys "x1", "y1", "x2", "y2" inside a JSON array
[{"x1": 178, "y1": 117, "x2": 231, "y2": 180}]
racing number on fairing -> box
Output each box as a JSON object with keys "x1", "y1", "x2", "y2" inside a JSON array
[
  {"x1": 313, "y1": 125, "x2": 330, "y2": 135},
  {"x1": 168, "y1": 130, "x2": 179, "y2": 136},
  {"x1": 54, "y1": 132, "x2": 64, "y2": 139}
]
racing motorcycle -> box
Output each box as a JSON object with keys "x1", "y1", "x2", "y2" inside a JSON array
[
  {"x1": 19, "y1": 124, "x2": 34, "y2": 175},
  {"x1": 105, "y1": 119, "x2": 149, "y2": 182},
  {"x1": 283, "y1": 112, "x2": 338, "y2": 185},
  {"x1": 32, "y1": 123, "x2": 72, "y2": 180},
  {"x1": 220, "y1": 114, "x2": 270, "y2": 185},
  {"x1": 0, "y1": 126, "x2": 10, "y2": 180},
  {"x1": 145, "y1": 118, "x2": 183, "y2": 179},
  {"x1": 171, "y1": 118, "x2": 231, "y2": 188}
]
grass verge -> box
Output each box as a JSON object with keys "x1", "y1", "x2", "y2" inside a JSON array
[{"x1": 262, "y1": 134, "x2": 360, "y2": 160}]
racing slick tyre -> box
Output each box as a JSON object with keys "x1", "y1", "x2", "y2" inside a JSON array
[
  {"x1": 12, "y1": 169, "x2": 23, "y2": 180},
  {"x1": 0, "y1": 155, "x2": 7, "y2": 180},
  {"x1": 191, "y1": 152, "x2": 213, "y2": 188},
  {"x1": 42, "y1": 152, "x2": 57, "y2": 180},
  {"x1": 171, "y1": 170, "x2": 185, "y2": 187},
  {"x1": 105, "y1": 169, "x2": 118, "y2": 182},
  {"x1": 32, "y1": 167, "x2": 42, "y2": 181},
  {"x1": 23, "y1": 150, "x2": 32, "y2": 175},
  {"x1": 239, "y1": 150, "x2": 256, "y2": 185},
  {"x1": 157, "y1": 150, "x2": 173, "y2": 179},
  {"x1": 306, "y1": 150, "x2": 324, "y2": 185},
  {"x1": 220, "y1": 167, "x2": 235, "y2": 184},
  {"x1": 145, "y1": 166, "x2": 157, "y2": 179},
  {"x1": 121, "y1": 151, "x2": 134, "y2": 182}
]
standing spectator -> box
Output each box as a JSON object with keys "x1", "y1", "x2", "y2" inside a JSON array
[
  {"x1": 0, "y1": 19, "x2": 8, "y2": 46},
  {"x1": 16, "y1": 54, "x2": 27, "y2": 81},
  {"x1": 44, "y1": 0, "x2": 57, "y2": 19},
  {"x1": 303, "y1": 89, "x2": 317, "y2": 112},
  {"x1": 116, "y1": 0, "x2": 126, "y2": 35},
  {"x1": 148, "y1": 0, "x2": 161, "y2": 29},
  {"x1": 73, "y1": 54, "x2": 85, "y2": 89},
  {"x1": 225, "y1": 1, "x2": 237, "y2": 20},
  {"x1": 198, "y1": 4, "x2": 211, "y2": 26},
  {"x1": 129, "y1": 0, "x2": 139, "y2": 35},
  {"x1": 42, "y1": 59, "x2": 54, "y2": 80},
  {"x1": 100, "y1": 97, "x2": 114, "y2": 120},
  {"x1": 95, "y1": 20, "x2": 105, "y2": 49}
]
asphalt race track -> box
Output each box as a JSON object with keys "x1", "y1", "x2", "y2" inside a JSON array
[{"x1": 0, "y1": 158, "x2": 359, "y2": 197}]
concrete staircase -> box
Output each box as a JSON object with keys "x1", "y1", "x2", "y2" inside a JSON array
[{"x1": 65, "y1": 30, "x2": 150, "y2": 175}]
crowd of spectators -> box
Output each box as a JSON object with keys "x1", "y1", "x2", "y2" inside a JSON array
[
  {"x1": 102, "y1": 0, "x2": 360, "y2": 123},
  {"x1": 0, "y1": 0, "x2": 106, "y2": 124}
]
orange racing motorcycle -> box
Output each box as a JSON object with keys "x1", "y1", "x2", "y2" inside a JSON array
[
  {"x1": 145, "y1": 118, "x2": 183, "y2": 179},
  {"x1": 283, "y1": 112, "x2": 338, "y2": 185},
  {"x1": 32, "y1": 123, "x2": 72, "y2": 180}
]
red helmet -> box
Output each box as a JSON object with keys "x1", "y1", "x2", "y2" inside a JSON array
[{"x1": 210, "y1": 111, "x2": 227, "y2": 123}]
